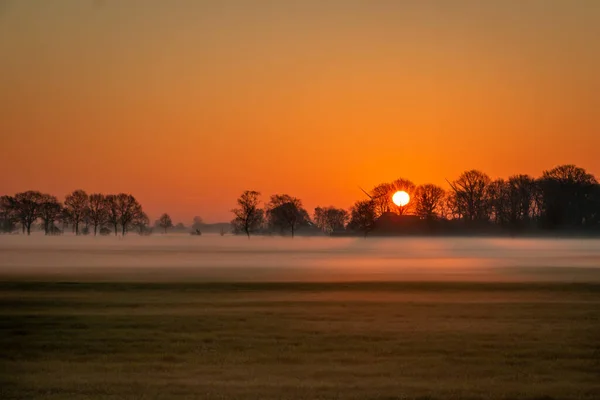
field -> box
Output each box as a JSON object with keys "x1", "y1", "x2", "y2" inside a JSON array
[{"x1": 1, "y1": 236, "x2": 600, "y2": 399}]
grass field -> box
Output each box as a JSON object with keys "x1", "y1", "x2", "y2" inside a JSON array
[{"x1": 1, "y1": 281, "x2": 599, "y2": 400}]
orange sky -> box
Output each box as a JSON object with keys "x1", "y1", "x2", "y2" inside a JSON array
[{"x1": 1, "y1": 1, "x2": 599, "y2": 223}]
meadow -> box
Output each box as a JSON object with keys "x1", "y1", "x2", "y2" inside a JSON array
[{"x1": 1, "y1": 236, "x2": 600, "y2": 399}]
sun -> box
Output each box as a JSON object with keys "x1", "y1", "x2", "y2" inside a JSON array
[{"x1": 392, "y1": 191, "x2": 410, "y2": 207}]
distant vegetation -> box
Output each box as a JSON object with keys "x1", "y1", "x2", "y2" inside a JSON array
[
  {"x1": 231, "y1": 164, "x2": 600, "y2": 238},
  {"x1": 1, "y1": 164, "x2": 599, "y2": 237}
]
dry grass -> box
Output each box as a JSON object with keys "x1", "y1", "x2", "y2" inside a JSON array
[{"x1": 1, "y1": 282, "x2": 599, "y2": 400}]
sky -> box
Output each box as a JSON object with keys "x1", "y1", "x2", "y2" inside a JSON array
[{"x1": 1, "y1": 0, "x2": 599, "y2": 223}]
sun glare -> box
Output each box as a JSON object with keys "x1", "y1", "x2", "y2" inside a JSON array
[{"x1": 392, "y1": 191, "x2": 410, "y2": 207}]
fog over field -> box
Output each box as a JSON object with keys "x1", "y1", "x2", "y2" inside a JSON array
[{"x1": 1, "y1": 235, "x2": 599, "y2": 283}]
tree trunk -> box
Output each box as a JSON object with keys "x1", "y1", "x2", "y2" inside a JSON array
[
  {"x1": 26, "y1": 222, "x2": 31, "y2": 236},
  {"x1": 75, "y1": 221, "x2": 79, "y2": 236},
  {"x1": 94, "y1": 224, "x2": 97, "y2": 236},
  {"x1": 114, "y1": 223, "x2": 118, "y2": 236},
  {"x1": 122, "y1": 225, "x2": 126, "y2": 236}
]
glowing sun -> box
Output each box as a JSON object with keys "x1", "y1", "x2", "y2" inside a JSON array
[{"x1": 392, "y1": 191, "x2": 410, "y2": 207}]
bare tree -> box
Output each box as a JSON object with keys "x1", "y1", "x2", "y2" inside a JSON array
[
  {"x1": 116, "y1": 194, "x2": 142, "y2": 236},
  {"x1": 132, "y1": 211, "x2": 150, "y2": 235},
  {"x1": 313, "y1": 206, "x2": 348, "y2": 234},
  {"x1": 390, "y1": 178, "x2": 416, "y2": 215},
  {"x1": 64, "y1": 190, "x2": 89, "y2": 235},
  {"x1": 368, "y1": 178, "x2": 416, "y2": 216},
  {"x1": 0, "y1": 195, "x2": 18, "y2": 233},
  {"x1": 415, "y1": 184, "x2": 445, "y2": 220},
  {"x1": 347, "y1": 200, "x2": 376, "y2": 238},
  {"x1": 440, "y1": 191, "x2": 459, "y2": 220},
  {"x1": 39, "y1": 194, "x2": 62, "y2": 235},
  {"x1": 158, "y1": 213, "x2": 173, "y2": 233},
  {"x1": 370, "y1": 183, "x2": 393, "y2": 216},
  {"x1": 104, "y1": 195, "x2": 119, "y2": 236},
  {"x1": 14, "y1": 191, "x2": 44, "y2": 235},
  {"x1": 87, "y1": 193, "x2": 107, "y2": 236},
  {"x1": 231, "y1": 190, "x2": 264, "y2": 238},
  {"x1": 447, "y1": 170, "x2": 492, "y2": 223},
  {"x1": 266, "y1": 194, "x2": 309, "y2": 237}
]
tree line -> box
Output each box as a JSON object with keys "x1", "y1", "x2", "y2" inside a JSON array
[
  {"x1": 231, "y1": 164, "x2": 600, "y2": 237},
  {"x1": 0, "y1": 191, "x2": 148, "y2": 236},
  {"x1": 3, "y1": 164, "x2": 598, "y2": 238}
]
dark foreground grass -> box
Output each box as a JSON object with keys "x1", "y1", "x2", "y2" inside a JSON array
[{"x1": 1, "y1": 282, "x2": 599, "y2": 400}]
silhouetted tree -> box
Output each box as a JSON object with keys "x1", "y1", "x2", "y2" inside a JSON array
[
  {"x1": 590, "y1": 185, "x2": 600, "y2": 227},
  {"x1": 158, "y1": 213, "x2": 173, "y2": 233},
  {"x1": 64, "y1": 190, "x2": 89, "y2": 235},
  {"x1": 439, "y1": 192, "x2": 459, "y2": 220},
  {"x1": 448, "y1": 170, "x2": 491, "y2": 223},
  {"x1": 488, "y1": 175, "x2": 537, "y2": 232},
  {"x1": 390, "y1": 178, "x2": 416, "y2": 215},
  {"x1": 369, "y1": 178, "x2": 416, "y2": 216},
  {"x1": 116, "y1": 194, "x2": 143, "y2": 235},
  {"x1": 415, "y1": 184, "x2": 445, "y2": 220},
  {"x1": 266, "y1": 194, "x2": 309, "y2": 237},
  {"x1": 14, "y1": 191, "x2": 44, "y2": 235},
  {"x1": 370, "y1": 183, "x2": 393, "y2": 216},
  {"x1": 0, "y1": 195, "x2": 18, "y2": 233},
  {"x1": 87, "y1": 193, "x2": 107, "y2": 236},
  {"x1": 104, "y1": 195, "x2": 120, "y2": 236},
  {"x1": 132, "y1": 211, "x2": 150, "y2": 235},
  {"x1": 231, "y1": 190, "x2": 264, "y2": 238},
  {"x1": 39, "y1": 194, "x2": 62, "y2": 235},
  {"x1": 313, "y1": 206, "x2": 348, "y2": 234},
  {"x1": 348, "y1": 200, "x2": 376, "y2": 238},
  {"x1": 538, "y1": 165, "x2": 598, "y2": 228}
]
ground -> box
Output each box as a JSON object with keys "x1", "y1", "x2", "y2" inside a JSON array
[{"x1": 1, "y1": 281, "x2": 599, "y2": 400}]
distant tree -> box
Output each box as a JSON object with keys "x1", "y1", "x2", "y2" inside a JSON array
[
  {"x1": 158, "y1": 213, "x2": 173, "y2": 233},
  {"x1": 116, "y1": 194, "x2": 143, "y2": 235},
  {"x1": 104, "y1": 195, "x2": 120, "y2": 236},
  {"x1": 39, "y1": 194, "x2": 62, "y2": 235},
  {"x1": 415, "y1": 184, "x2": 445, "y2": 220},
  {"x1": 390, "y1": 178, "x2": 417, "y2": 215},
  {"x1": 14, "y1": 191, "x2": 44, "y2": 235},
  {"x1": 64, "y1": 190, "x2": 89, "y2": 235},
  {"x1": 488, "y1": 179, "x2": 509, "y2": 225},
  {"x1": 0, "y1": 195, "x2": 18, "y2": 233},
  {"x1": 132, "y1": 211, "x2": 150, "y2": 235},
  {"x1": 538, "y1": 165, "x2": 598, "y2": 228},
  {"x1": 370, "y1": 183, "x2": 393, "y2": 216},
  {"x1": 448, "y1": 170, "x2": 492, "y2": 223},
  {"x1": 313, "y1": 206, "x2": 349, "y2": 234},
  {"x1": 347, "y1": 200, "x2": 376, "y2": 238},
  {"x1": 440, "y1": 191, "x2": 459, "y2": 220},
  {"x1": 191, "y1": 216, "x2": 204, "y2": 231},
  {"x1": 369, "y1": 178, "x2": 416, "y2": 216},
  {"x1": 488, "y1": 175, "x2": 536, "y2": 231},
  {"x1": 266, "y1": 194, "x2": 309, "y2": 237},
  {"x1": 590, "y1": 185, "x2": 600, "y2": 228},
  {"x1": 231, "y1": 190, "x2": 264, "y2": 238},
  {"x1": 87, "y1": 193, "x2": 107, "y2": 236},
  {"x1": 508, "y1": 175, "x2": 537, "y2": 225}
]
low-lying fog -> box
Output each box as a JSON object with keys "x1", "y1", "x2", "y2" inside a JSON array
[{"x1": 1, "y1": 235, "x2": 599, "y2": 282}]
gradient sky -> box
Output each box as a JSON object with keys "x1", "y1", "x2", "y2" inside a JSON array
[{"x1": 1, "y1": 0, "x2": 599, "y2": 223}]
